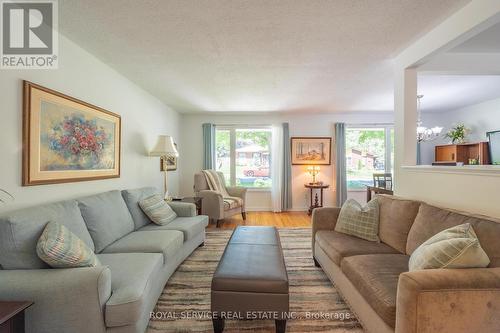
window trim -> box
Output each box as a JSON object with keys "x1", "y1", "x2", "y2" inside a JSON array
[
  {"x1": 345, "y1": 124, "x2": 394, "y2": 191},
  {"x1": 215, "y1": 125, "x2": 273, "y2": 189}
]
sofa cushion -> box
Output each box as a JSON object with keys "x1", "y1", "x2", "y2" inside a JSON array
[
  {"x1": 139, "y1": 215, "x2": 209, "y2": 241},
  {"x1": 341, "y1": 254, "x2": 410, "y2": 328},
  {"x1": 409, "y1": 223, "x2": 490, "y2": 271},
  {"x1": 97, "y1": 253, "x2": 163, "y2": 327},
  {"x1": 406, "y1": 203, "x2": 500, "y2": 267},
  {"x1": 121, "y1": 187, "x2": 159, "y2": 229},
  {"x1": 139, "y1": 194, "x2": 177, "y2": 225},
  {"x1": 335, "y1": 198, "x2": 380, "y2": 242},
  {"x1": 78, "y1": 190, "x2": 135, "y2": 253},
  {"x1": 101, "y1": 230, "x2": 183, "y2": 264},
  {"x1": 0, "y1": 200, "x2": 94, "y2": 269},
  {"x1": 315, "y1": 230, "x2": 398, "y2": 266},
  {"x1": 377, "y1": 195, "x2": 421, "y2": 253},
  {"x1": 36, "y1": 221, "x2": 101, "y2": 268}
]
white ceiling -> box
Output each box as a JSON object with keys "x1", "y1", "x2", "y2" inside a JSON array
[
  {"x1": 450, "y1": 21, "x2": 500, "y2": 53},
  {"x1": 418, "y1": 75, "x2": 500, "y2": 113},
  {"x1": 59, "y1": 0, "x2": 470, "y2": 113}
]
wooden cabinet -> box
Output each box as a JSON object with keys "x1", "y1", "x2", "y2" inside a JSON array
[{"x1": 434, "y1": 142, "x2": 489, "y2": 165}]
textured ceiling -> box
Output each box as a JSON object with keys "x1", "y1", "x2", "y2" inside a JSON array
[{"x1": 59, "y1": 0, "x2": 470, "y2": 113}]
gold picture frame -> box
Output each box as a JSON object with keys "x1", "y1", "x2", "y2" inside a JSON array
[
  {"x1": 291, "y1": 137, "x2": 332, "y2": 165},
  {"x1": 23, "y1": 81, "x2": 121, "y2": 185}
]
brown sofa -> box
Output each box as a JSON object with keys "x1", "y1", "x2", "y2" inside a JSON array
[{"x1": 312, "y1": 195, "x2": 500, "y2": 333}]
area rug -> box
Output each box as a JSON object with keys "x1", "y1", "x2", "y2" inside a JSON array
[{"x1": 147, "y1": 228, "x2": 363, "y2": 332}]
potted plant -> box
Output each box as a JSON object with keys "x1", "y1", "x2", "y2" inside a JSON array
[{"x1": 445, "y1": 124, "x2": 470, "y2": 144}]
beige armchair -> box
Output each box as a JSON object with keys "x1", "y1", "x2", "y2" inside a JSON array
[{"x1": 194, "y1": 171, "x2": 247, "y2": 227}]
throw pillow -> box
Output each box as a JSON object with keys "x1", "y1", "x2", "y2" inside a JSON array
[
  {"x1": 335, "y1": 198, "x2": 380, "y2": 242},
  {"x1": 139, "y1": 194, "x2": 177, "y2": 225},
  {"x1": 37, "y1": 221, "x2": 100, "y2": 268},
  {"x1": 409, "y1": 223, "x2": 490, "y2": 271}
]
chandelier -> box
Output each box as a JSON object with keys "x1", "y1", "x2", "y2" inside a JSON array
[{"x1": 416, "y1": 95, "x2": 442, "y2": 142}]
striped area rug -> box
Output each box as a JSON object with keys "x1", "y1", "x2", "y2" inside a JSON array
[{"x1": 148, "y1": 228, "x2": 363, "y2": 333}]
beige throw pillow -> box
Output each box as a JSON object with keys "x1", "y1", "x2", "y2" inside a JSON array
[
  {"x1": 335, "y1": 198, "x2": 379, "y2": 242},
  {"x1": 409, "y1": 223, "x2": 490, "y2": 271},
  {"x1": 139, "y1": 194, "x2": 177, "y2": 225}
]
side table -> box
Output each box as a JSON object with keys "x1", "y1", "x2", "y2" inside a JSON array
[
  {"x1": 172, "y1": 197, "x2": 202, "y2": 215},
  {"x1": 0, "y1": 301, "x2": 33, "y2": 333},
  {"x1": 305, "y1": 184, "x2": 330, "y2": 215}
]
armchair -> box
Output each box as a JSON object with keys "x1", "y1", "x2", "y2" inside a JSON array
[{"x1": 194, "y1": 171, "x2": 247, "y2": 227}]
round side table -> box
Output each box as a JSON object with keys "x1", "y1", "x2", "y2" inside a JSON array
[{"x1": 304, "y1": 184, "x2": 330, "y2": 215}]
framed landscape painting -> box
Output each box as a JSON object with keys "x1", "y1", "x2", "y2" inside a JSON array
[
  {"x1": 23, "y1": 81, "x2": 121, "y2": 185},
  {"x1": 291, "y1": 137, "x2": 331, "y2": 165}
]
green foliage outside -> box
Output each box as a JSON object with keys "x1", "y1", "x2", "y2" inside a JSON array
[
  {"x1": 346, "y1": 129, "x2": 386, "y2": 160},
  {"x1": 346, "y1": 129, "x2": 387, "y2": 189}
]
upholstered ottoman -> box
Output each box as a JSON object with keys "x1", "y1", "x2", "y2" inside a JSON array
[{"x1": 211, "y1": 226, "x2": 289, "y2": 333}]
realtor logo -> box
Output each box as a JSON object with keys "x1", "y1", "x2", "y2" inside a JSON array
[{"x1": 1, "y1": 0, "x2": 58, "y2": 69}]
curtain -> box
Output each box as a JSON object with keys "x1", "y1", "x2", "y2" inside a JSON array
[
  {"x1": 271, "y1": 125, "x2": 284, "y2": 212},
  {"x1": 416, "y1": 142, "x2": 422, "y2": 165},
  {"x1": 202, "y1": 123, "x2": 215, "y2": 170},
  {"x1": 335, "y1": 123, "x2": 347, "y2": 207},
  {"x1": 282, "y1": 123, "x2": 292, "y2": 210}
]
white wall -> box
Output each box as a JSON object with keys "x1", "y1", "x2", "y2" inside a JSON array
[
  {"x1": 179, "y1": 112, "x2": 393, "y2": 211},
  {"x1": 394, "y1": 1, "x2": 500, "y2": 217},
  {"x1": 420, "y1": 97, "x2": 500, "y2": 165},
  {"x1": 0, "y1": 34, "x2": 180, "y2": 212}
]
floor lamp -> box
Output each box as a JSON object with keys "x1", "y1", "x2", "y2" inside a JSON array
[{"x1": 150, "y1": 135, "x2": 179, "y2": 200}]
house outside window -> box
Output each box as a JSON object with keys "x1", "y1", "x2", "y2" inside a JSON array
[
  {"x1": 346, "y1": 126, "x2": 394, "y2": 190},
  {"x1": 215, "y1": 126, "x2": 272, "y2": 188}
]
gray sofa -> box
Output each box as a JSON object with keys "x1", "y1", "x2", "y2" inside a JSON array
[{"x1": 0, "y1": 187, "x2": 209, "y2": 333}]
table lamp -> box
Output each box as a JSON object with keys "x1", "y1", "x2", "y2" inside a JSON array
[
  {"x1": 150, "y1": 135, "x2": 179, "y2": 200},
  {"x1": 307, "y1": 165, "x2": 320, "y2": 184}
]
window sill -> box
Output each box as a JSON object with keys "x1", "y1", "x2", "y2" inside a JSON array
[
  {"x1": 245, "y1": 188, "x2": 272, "y2": 192},
  {"x1": 401, "y1": 165, "x2": 500, "y2": 177}
]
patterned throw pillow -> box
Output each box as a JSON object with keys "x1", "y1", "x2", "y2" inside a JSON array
[
  {"x1": 37, "y1": 221, "x2": 100, "y2": 268},
  {"x1": 409, "y1": 223, "x2": 490, "y2": 271},
  {"x1": 139, "y1": 194, "x2": 177, "y2": 225},
  {"x1": 335, "y1": 198, "x2": 380, "y2": 242}
]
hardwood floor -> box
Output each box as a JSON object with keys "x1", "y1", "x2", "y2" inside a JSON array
[{"x1": 206, "y1": 211, "x2": 311, "y2": 229}]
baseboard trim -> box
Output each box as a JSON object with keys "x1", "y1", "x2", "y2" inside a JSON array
[
  {"x1": 245, "y1": 207, "x2": 308, "y2": 212},
  {"x1": 246, "y1": 207, "x2": 273, "y2": 212}
]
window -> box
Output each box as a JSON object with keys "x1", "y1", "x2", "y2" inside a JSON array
[
  {"x1": 215, "y1": 126, "x2": 272, "y2": 188},
  {"x1": 346, "y1": 126, "x2": 394, "y2": 190}
]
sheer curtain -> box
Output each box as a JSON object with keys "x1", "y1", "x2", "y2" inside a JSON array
[{"x1": 271, "y1": 124, "x2": 284, "y2": 212}]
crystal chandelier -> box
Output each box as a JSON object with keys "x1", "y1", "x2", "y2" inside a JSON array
[{"x1": 416, "y1": 95, "x2": 442, "y2": 142}]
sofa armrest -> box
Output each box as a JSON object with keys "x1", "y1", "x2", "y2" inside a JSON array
[
  {"x1": 396, "y1": 267, "x2": 500, "y2": 333},
  {"x1": 168, "y1": 201, "x2": 197, "y2": 217},
  {"x1": 0, "y1": 266, "x2": 112, "y2": 333},
  {"x1": 311, "y1": 207, "x2": 341, "y2": 255},
  {"x1": 226, "y1": 186, "x2": 247, "y2": 211},
  {"x1": 196, "y1": 190, "x2": 224, "y2": 220}
]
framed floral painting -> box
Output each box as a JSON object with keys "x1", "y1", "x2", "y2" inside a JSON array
[
  {"x1": 23, "y1": 81, "x2": 121, "y2": 185},
  {"x1": 291, "y1": 137, "x2": 331, "y2": 165}
]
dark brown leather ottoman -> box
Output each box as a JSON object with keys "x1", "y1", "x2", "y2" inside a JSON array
[{"x1": 211, "y1": 226, "x2": 289, "y2": 333}]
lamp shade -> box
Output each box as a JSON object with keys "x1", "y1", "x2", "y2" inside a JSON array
[{"x1": 150, "y1": 135, "x2": 179, "y2": 157}]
